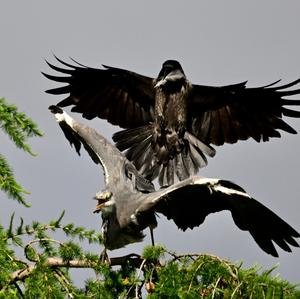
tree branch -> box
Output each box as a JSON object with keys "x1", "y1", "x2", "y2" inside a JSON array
[{"x1": 8, "y1": 253, "x2": 143, "y2": 285}]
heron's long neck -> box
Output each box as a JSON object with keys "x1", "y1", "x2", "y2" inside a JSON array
[{"x1": 72, "y1": 122, "x2": 125, "y2": 183}]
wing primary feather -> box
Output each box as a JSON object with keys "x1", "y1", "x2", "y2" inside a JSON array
[
  {"x1": 57, "y1": 97, "x2": 75, "y2": 107},
  {"x1": 282, "y1": 107, "x2": 300, "y2": 117},
  {"x1": 273, "y1": 119, "x2": 297, "y2": 134},
  {"x1": 42, "y1": 72, "x2": 71, "y2": 83},
  {"x1": 45, "y1": 60, "x2": 73, "y2": 74},
  {"x1": 270, "y1": 78, "x2": 300, "y2": 90},
  {"x1": 260, "y1": 79, "x2": 282, "y2": 88},
  {"x1": 250, "y1": 234, "x2": 278, "y2": 257},
  {"x1": 282, "y1": 99, "x2": 300, "y2": 106},
  {"x1": 46, "y1": 86, "x2": 71, "y2": 95},
  {"x1": 284, "y1": 234, "x2": 300, "y2": 246},
  {"x1": 54, "y1": 55, "x2": 78, "y2": 69},
  {"x1": 69, "y1": 57, "x2": 90, "y2": 68},
  {"x1": 272, "y1": 238, "x2": 292, "y2": 252},
  {"x1": 280, "y1": 88, "x2": 300, "y2": 96}
]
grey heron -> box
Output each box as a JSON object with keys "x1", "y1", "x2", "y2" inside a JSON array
[
  {"x1": 44, "y1": 58, "x2": 300, "y2": 187},
  {"x1": 49, "y1": 105, "x2": 299, "y2": 257}
]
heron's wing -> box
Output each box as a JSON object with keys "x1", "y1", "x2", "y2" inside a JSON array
[
  {"x1": 43, "y1": 57, "x2": 155, "y2": 128},
  {"x1": 139, "y1": 177, "x2": 299, "y2": 257},
  {"x1": 189, "y1": 80, "x2": 300, "y2": 145},
  {"x1": 49, "y1": 105, "x2": 126, "y2": 186},
  {"x1": 50, "y1": 105, "x2": 155, "y2": 192}
]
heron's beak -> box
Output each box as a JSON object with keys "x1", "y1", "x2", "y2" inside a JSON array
[
  {"x1": 94, "y1": 203, "x2": 105, "y2": 213},
  {"x1": 93, "y1": 190, "x2": 112, "y2": 213}
]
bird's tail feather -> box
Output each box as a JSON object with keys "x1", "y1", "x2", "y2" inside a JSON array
[
  {"x1": 113, "y1": 124, "x2": 154, "y2": 151},
  {"x1": 185, "y1": 132, "x2": 216, "y2": 158},
  {"x1": 113, "y1": 126, "x2": 216, "y2": 187}
]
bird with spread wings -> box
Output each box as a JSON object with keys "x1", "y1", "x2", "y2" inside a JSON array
[
  {"x1": 44, "y1": 58, "x2": 300, "y2": 186},
  {"x1": 49, "y1": 105, "x2": 299, "y2": 256}
]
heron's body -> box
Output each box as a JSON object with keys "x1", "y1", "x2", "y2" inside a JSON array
[{"x1": 50, "y1": 106, "x2": 299, "y2": 256}]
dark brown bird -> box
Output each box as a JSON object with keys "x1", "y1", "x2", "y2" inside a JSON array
[{"x1": 44, "y1": 57, "x2": 300, "y2": 186}]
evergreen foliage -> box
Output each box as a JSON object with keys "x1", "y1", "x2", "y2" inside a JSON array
[
  {"x1": 0, "y1": 99, "x2": 299, "y2": 298},
  {"x1": 0, "y1": 98, "x2": 42, "y2": 206}
]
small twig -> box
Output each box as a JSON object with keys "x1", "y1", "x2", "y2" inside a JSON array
[
  {"x1": 54, "y1": 269, "x2": 74, "y2": 299},
  {"x1": 166, "y1": 250, "x2": 222, "y2": 262},
  {"x1": 136, "y1": 259, "x2": 147, "y2": 298},
  {"x1": 13, "y1": 281, "x2": 24, "y2": 299},
  {"x1": 4, "y1": 224, "x2": 59, "y2": 241},
  {"x1": 24, "y1": 238, "x2": 64, "y2": 262},
  {"x1": 230, "y1": 281, "x2": 243, "y2": 298},
  {"x1": 212, "y1": 277, "x2": 221, "y2": 299},
  {"x1": 124, "y1": 258, "x2": 146, "y2": 299},
  {"x1": 166, "y1": 251, "x2": 237, "y2": 279},
  {"x1": 13, "y1": 258, "x2": 29, "y2": 267},
  {"x1": 188, "y1": 261, "x2": 205, "y2": 292}
]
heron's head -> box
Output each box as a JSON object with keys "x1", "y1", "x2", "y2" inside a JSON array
[
  {"x1": 93, "y1": 190, "x2": 114, "y2": 214},
  {"x1": 155, "y1": 60, "x2": 186, "y2": 88}
]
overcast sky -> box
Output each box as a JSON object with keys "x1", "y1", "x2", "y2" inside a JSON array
[{"x1": 1, "y1": 1, "x2": 299, "y2": 285}]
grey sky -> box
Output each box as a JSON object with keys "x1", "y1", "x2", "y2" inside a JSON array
[{"x1": 1, "y1": 1, "x2": 299, "y2": 285}]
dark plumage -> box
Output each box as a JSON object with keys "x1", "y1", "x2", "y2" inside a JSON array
[
  {"x1": 50, "y1": 105, "x2": 299, "y2": 256},
  {"x1": 44, "y1": 57, "x2": 300, "y2": 186}
]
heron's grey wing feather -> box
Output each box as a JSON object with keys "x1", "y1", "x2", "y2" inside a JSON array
[
  {"x1": 49, "y1": 105, "x2": 126, "y2": 185},
  {"x1": 138, "y1": 176, "x2": 299, "y2": 257}
]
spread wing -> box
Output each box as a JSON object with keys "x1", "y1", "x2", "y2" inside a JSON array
[
  {"x1": 49, "y1": 105, "x2": 127, "y2": 187},
  {"x1": 43, "y1": 57, "x2": 156, "y2": 128},
  {"x1": 49, "y1": 105, "x2": 155, "y2": 193},
  {"x1": 189, "y1": 80, "x2": 300, "y2": 145},
  {"x1": 139, "y1": 177, "x2": 299, "y2": 257}
]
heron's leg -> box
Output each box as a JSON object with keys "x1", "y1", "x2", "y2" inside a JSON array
[
  {"x1": 149, "y1": 227, "x2": 155, "y2": 247},
  {"x1": 99, "y1": 248, "x2": 110, "y2": 264}
]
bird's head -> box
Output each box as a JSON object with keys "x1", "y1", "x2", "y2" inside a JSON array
[{"x1": 155, "y1": 60, "x2": 186, "y2": 88}]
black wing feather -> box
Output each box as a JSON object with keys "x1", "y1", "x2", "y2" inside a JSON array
[
  {"x1": 44, "y1": 57, "x2": 156, "y2": 128},
  {"x1": 146, "y1": 178, "x2": 299, "y2": 257},
  {"x1": 190, "y1": 80, "x2": 300, "y2": 145}
]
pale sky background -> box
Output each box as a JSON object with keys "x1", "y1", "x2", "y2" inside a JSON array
[{"x1": 1, "y1": 1, "x2": 299, "y2": 286}]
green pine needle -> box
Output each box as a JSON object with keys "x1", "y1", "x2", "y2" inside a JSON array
[
  {"x1": 0, "y1": 97, "x2": 43, "y2": 206},
  {"x1": 0, "y1": 98, "x2": 43, "y2": 155}
]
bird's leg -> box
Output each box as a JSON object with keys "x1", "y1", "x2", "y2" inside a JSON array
[
  {"x1": 99, "y1": 248, "x2": 110, "y2": 264},
  {"x1": 149, "y1": 227, "x2": 155, "y2": 247},
  {"x1": 93, "y1": 190, "x2": 112, "y2": 213}
]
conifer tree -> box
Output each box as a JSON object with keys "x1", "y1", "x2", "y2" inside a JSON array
[{"x1": 0, "y1": 98, "x2": 299, "y2": 298}]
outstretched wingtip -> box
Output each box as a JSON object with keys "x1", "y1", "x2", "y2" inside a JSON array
[
  {"x1": 49, "y1": 105, "x2": 63, "y2": 114},
  {"x1": 50, "y1": 105, "x2": 81, "y2": 155},
  {"x1": 49, "y1": 105, "x2": 74, "y2": 128}
]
